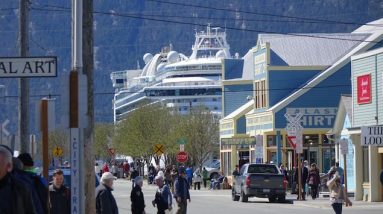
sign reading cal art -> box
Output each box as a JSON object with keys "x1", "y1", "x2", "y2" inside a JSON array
[
  {"x1": 361, "y1": 125, "x2": 383, "y2": 146},
  {"x1": 286, "y1": 108, "x2": 337, "y2": 128},
  {"x1": 0, "y1": 57, "x2": 57, "y2": 77}
]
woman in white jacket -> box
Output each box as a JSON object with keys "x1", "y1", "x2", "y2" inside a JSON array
[
  {"x1": 326, "y1": 172, "x2": 352, "y2": 214},
  {"x1": 193, "y1": 168, "x2": 203, "y2": 190}
]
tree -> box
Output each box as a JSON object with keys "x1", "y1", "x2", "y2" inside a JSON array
[
  {"x1": 114, "y1": 103, "x2": 180, "y2": 165},
  {"x1": 94, "y1": 123, "x2": 114, "y2": 160},
  {"x1": 181, "y1": 106, "x2": 219, "y2": 169},
  {"x1": 46, "y1": 129, "x2": 69, "y2": 165}
]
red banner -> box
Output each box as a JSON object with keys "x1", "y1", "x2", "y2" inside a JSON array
[{"x1": 357, "y1": 74, "x2": 371, "y2": 104}]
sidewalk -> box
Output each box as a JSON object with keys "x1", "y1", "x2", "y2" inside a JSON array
[{"x1": 291, "y1": 193, "x2": 383, "y2": 209}]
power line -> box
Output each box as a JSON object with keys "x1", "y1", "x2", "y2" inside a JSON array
[
  {"x1": 29, "y1": 6, "x2": 383, "y2": 44},
  {"x1": 145, "y1": 0, "x2": 383, "y2": 28}
]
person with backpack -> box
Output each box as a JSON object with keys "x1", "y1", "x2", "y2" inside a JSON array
[
  {"x1": 152, "y1": 175, "x2": 172, "y2": 214},
  {"x1": 17, "y1": 153, "x2": 49, "y2": 214},
  {"x1": 49, "y1": 169, "x2": 70, "y2": 214}
]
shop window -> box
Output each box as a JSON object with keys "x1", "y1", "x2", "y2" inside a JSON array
[
  {"x1": 221, "y1": 152, "x2": 231, "y2": 176},
  {"x1": 303, "y1": 135, "x2": 319, "y2": 147},
  {"x1": 362, "y1": 146, "x2": 369, "y2": 183},
  {"x1": 267, "y1": 135, "x2": 282, "y2": 147},
  {"x1": 254, "y1": 80, "x2": 267, "y2": 109}
]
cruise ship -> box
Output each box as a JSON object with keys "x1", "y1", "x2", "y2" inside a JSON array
[{"x1": 111, "y1": 25, "x2": 233, "y2": 123}]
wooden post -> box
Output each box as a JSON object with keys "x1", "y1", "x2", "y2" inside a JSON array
[
  {"x1": 343, "y1": 154, "x2": 348, "y2": 206},
  {"x1": 41, "y1": 99, "x2": 49, "y2": 180},
  {"x1": 298, "y1": 154, "x2": 302, "y2": 200}
]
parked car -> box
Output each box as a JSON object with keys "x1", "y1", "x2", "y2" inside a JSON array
[
  {"x1": 203, "y1": 159, "x2": 221, "y2": 180},
  {"x1": 232, "y1": 163, "x2": 286, "y2": 203}
]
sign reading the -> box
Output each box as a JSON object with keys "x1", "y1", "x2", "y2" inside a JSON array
[
  {"x1": 361, "y1": 125, "x2": 383, "y2": 146},
  {"x1": 357, "y1": 74, "x2": 372, "y2": 104},
  {"x1": 0, "y1": 57, "x2": 57, "y2": 77},
  {"x1": 153, "y1": 144, "x2": 165, "y2": 156},
  {"x1": 176, "y1": 151, "x2": 188, "y2": 163}
]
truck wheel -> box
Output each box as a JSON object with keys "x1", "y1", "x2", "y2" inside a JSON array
[
  {"x1": 232, "y1": 188, "x2": 240, "y2": 201},
  {"x1": 278, "y1": 195, "x2": 286, "y2": 203},
  {"x1": 268, "y1": 196, "x2": 276, "y2": 203},
  {"x1": 240, "y1": 191, "x2": 248, "y2": 202}
]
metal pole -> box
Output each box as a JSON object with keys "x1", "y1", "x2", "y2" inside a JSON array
[
  {"x1": 19, "y1": 0, "x2": 30, "y2": 153},
  {"x1": 343, "y1": 154, "x2": 348, "y2": 205},
  {"x1": 298, "y1": 154, "x2": 302, "y2": 200}
]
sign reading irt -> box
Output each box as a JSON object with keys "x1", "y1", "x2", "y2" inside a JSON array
[
  {"x1": 357, "y1": 74, "x2": 371, "y2": 104},
  {"x1": 0, "y1": 56, "x2": 57, "y2": 77},
  {"x1": 176, "y1": 151, "x2": 188, "y2": 163}
]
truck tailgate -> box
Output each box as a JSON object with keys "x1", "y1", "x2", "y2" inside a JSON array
[{"x1": 248, "y1": 173, "x2": 284, "y2": 189}]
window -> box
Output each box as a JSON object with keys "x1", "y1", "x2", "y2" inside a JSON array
[
  {"x1": 267, "y1": 135, "x2": 282, "y2": 147},
  {"x1": 254, "y1": 80, "x2": 267, "y2": 109},
  {"x1": 248, "y1": 165, "x2": 278, "y2": 174},
  {"x1": 362, "y1": 146, "x2": 369, "y2": 182}
]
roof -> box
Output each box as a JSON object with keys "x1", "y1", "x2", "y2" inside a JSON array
[
  {"x1": 222, "y1": 49, "x2": 254, "y2": 82},
  {"x1": 258, "y1": 33, "x2": 370, "y2": 66},
  {"x1": 222, "y1": 99, "x2": 254, "y2": 121},
  {"x1": 268, "y1": 29, "x2": 383, "y2": 113},
  {"x1": 341, "y1": 95, "x2": 352, "y2": 122},
  {"x1": 352, "y1": 18, "x2": 383, "y2": 34}
]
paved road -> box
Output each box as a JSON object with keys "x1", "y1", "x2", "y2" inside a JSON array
[{"x1": 113, "y1": 179, "x2": 382, "y2": 214}]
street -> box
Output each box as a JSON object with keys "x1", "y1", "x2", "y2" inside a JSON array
[{"x1": 113, "y1": 179, "x2": 383, "y2": 214}]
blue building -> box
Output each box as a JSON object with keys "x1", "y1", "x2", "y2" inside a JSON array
[{"x1": 220, "y1": 18, "x2": 383, "y2": 178}]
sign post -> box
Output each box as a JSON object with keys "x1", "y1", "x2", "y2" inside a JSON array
[
  {"x1": 339, "y1": 138, "x2": 348, "y2": 201},
  {"x1": 285, "y1": 113, "x2": 303, "y2": 200}
]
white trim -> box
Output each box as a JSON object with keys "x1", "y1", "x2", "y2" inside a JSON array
[
  {"x1": 267, "y1": 65, "x2": 328, "y2": 71},
  {"x1": 222, "y1": 99, "x2": 254, "y2": 120},
  {"x1": 351, "y1": 47, "x2": 383, "y2": 61},
  {"x1": 269, "y1": 32, "x2": 383, "y2": 113}
]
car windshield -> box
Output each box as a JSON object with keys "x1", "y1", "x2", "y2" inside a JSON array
[{"x1": 248, "y1": 165, "x2": 278, "y2": 174}]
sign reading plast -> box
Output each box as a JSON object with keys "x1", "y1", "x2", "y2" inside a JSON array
[
  {"x1": 357, "y1": 74, "x2": 371, "y2": 104},
  {"x1": 0, "y1": 56, "x2": 57, "y2": 77},
  {"x1": 286, "y1": 108, "x2": 337, "y2": 128}
]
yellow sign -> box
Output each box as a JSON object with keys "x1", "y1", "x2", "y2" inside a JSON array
[
  {"x1": 153, "y1": 144, "x2": 165, "y2": 156},
  {"x1": 53, "y1": 146, "x2": 63, "y2": 157}
]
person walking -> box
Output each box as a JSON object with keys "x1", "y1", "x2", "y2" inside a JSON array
[
  {"x1": 152, "y1": 175, "x2": 172, "y2": 214},
  {"x1": 49, "y1": 169, "x2": 70, "y2": 214},
  {"x1": 174, "y1": 168, "x2": 190, "y2": 214},
  {"x1": 0, "y1": 146, "x2": 36, "y2": 214},
  {"x1": 96, "y1": 172, "x2": 119, "y2": 214},
  {"x1": 185, "y1": 166, "x2": 193, "y2": 189},
  {"x1": 131, "y1": 176, "x2": 146, "y2": 214},
  {"x1": 294, "y1": 161, "x2": 308, "y2": 200},
  {"x1": 193, "y1": 168, "x2": 202, "y2": 190},
  {"x1": 171, "y1": 165, "x2": 179, "y2": 192},
  {"x1": 102, "y1": 163, "x2": 110, "y2": 174},
  {"x1": 327, "y1": 172, "x2": 352, "y2": 214},
  {"x1": 202, "y1": 167, "x2": 208, "y2": 189},
  {"x1": 17, "y1": 153, "x2": 49, "y2": 214},
  {"x1": 306, "y1": 163, "x2": 320, "y2": 200}
]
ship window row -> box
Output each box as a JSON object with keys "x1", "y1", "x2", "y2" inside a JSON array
[
  {"x1": 145, "y1": 88, "x2": 221, "y2": 97},
  {"x1": 164, "y1": 65, "x2": 221, "y2": 72},
  {"x1": 115, "y1": 92, "x2": 145, "y2": 108}
]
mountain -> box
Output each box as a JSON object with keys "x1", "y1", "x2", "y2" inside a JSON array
[{"x1": 0, "y1": 0, "x2": 382, "y2": 135}]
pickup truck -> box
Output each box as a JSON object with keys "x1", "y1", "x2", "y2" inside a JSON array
[{"x1": 232, "y1": 164, "x2": 286, "y2": 203}]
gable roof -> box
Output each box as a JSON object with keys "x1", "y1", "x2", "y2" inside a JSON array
[
  {"x1": 221, "y1": 99, "x2": 254, "y2": 121},
  {"x1": 223, "y1": 49, "x2": 254, "y2": 82},
  {"x1": 268, "y1": 19, "x2": 383, "y2": 113},
  {"x1": 258, "y1": 33, "x2": 370, "y2": 66}
]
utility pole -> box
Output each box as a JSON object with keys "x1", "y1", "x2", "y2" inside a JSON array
[
  {"x1": 19, "y1": 0, "x2": 30, "y2": 153},
  {"x1": 83, "y1": 0, "x2": 95, "y2": 213}
]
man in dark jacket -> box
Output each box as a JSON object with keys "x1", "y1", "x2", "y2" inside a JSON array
[
  {"x1": 174, "y1": 168, "x2": 190, "y2": 214},
  {"x1": 49, "y1": 169, "x2": 70, "y2": 214},
  {"x1": 131, "y1": 176, "x2": 145, "y2": 214},
  {"x1": 96, "y1": 172, "x2": 119, "y2": 214},
  {"x1": 0, "y1": 146, "x2": 36, "y2": 214},
  {"x1": 152, "y1": 175, "x2": 172, "y2": 214},
  {"x1": 294, "y1": 161, "x2": 309, "y2": 200}
]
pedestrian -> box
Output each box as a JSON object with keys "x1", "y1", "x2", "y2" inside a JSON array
[
  {"x1": 131, "y1": 167, "x2": 139, "y2": 188},
  {"x1": 49, "y1": 169, "x2": 70, "y2": 214},
  {"x1": 174, "y1": 168, "x2": 190, "y2": 214},
  {"x1": 148, "y1": 163, "x2": 156, "y2": 184},
  {"x1": 171, "y1": 165, "x2": 179, "y2": 192},
  {"x1": 327, "y1": 172, "x2": 352, "y2": 214},
  {"x1": 232, "y1": 165, "x2": 240, "y2": 176},
  {"x1": 193, "y1": 168, "x2": 202, "y2": 190},
  {"x1": 95, "y1": 162, "x2": 102, "y2": 177},
  {"x1": 164, "y1": 166, "x2": 172, "y2": 186},
  {"x1": 123, "y1": 161, "x2": 130, "y2": 178},
  {"x1": 294, "y1": 161, "x2": 308, "y2": 200},
  {"x1": 17, "y1": 152, "x2": 49, "y2": 214},
  {"x1": 0, "y1": 146, "x2": 37, "y2": 214},
  {"x1": 202, "y1": 167, "x2": 208, "y2": 188},
  {"x1": 102, "y1": 163, "x2": 110, "y2": 173},
  {"x1": 306, "y1": 163, "x2": 320, "y2": 200},
  {"x1": 131, "y1": 176, "x2": 146, "y2": 214},
  {"x1": 152, "y1": 175, "x2": 172, "y2": 214},
  {"x1": 96, "y1": 172, "x2": 119, "y2": 214},
  {"x1": 185, "y1": 166, "x2": 193, "y2": 189}
]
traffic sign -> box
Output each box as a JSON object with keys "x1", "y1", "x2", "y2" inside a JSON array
[
  {"x1": 177, "y1": 138, "x2": 187, "y2": 145},
  {"x1": 53, "y1": 146, "x2": 63, "y2": 157},
  {"x1": 285, "y1": 113, "x2": 303, "y2": 154},
  {"x1": 176, "y1": 151, "x2": 188, "y2": 163},
  {"x1": 340, "y1": 138, "x2": 349, "y2": 155},
  {"x1": 153, "y1": 144, "x2": 165, "y2": 156},
  {"x1": 179, "y1": 144, "x2": 185, "y2": 151}
]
